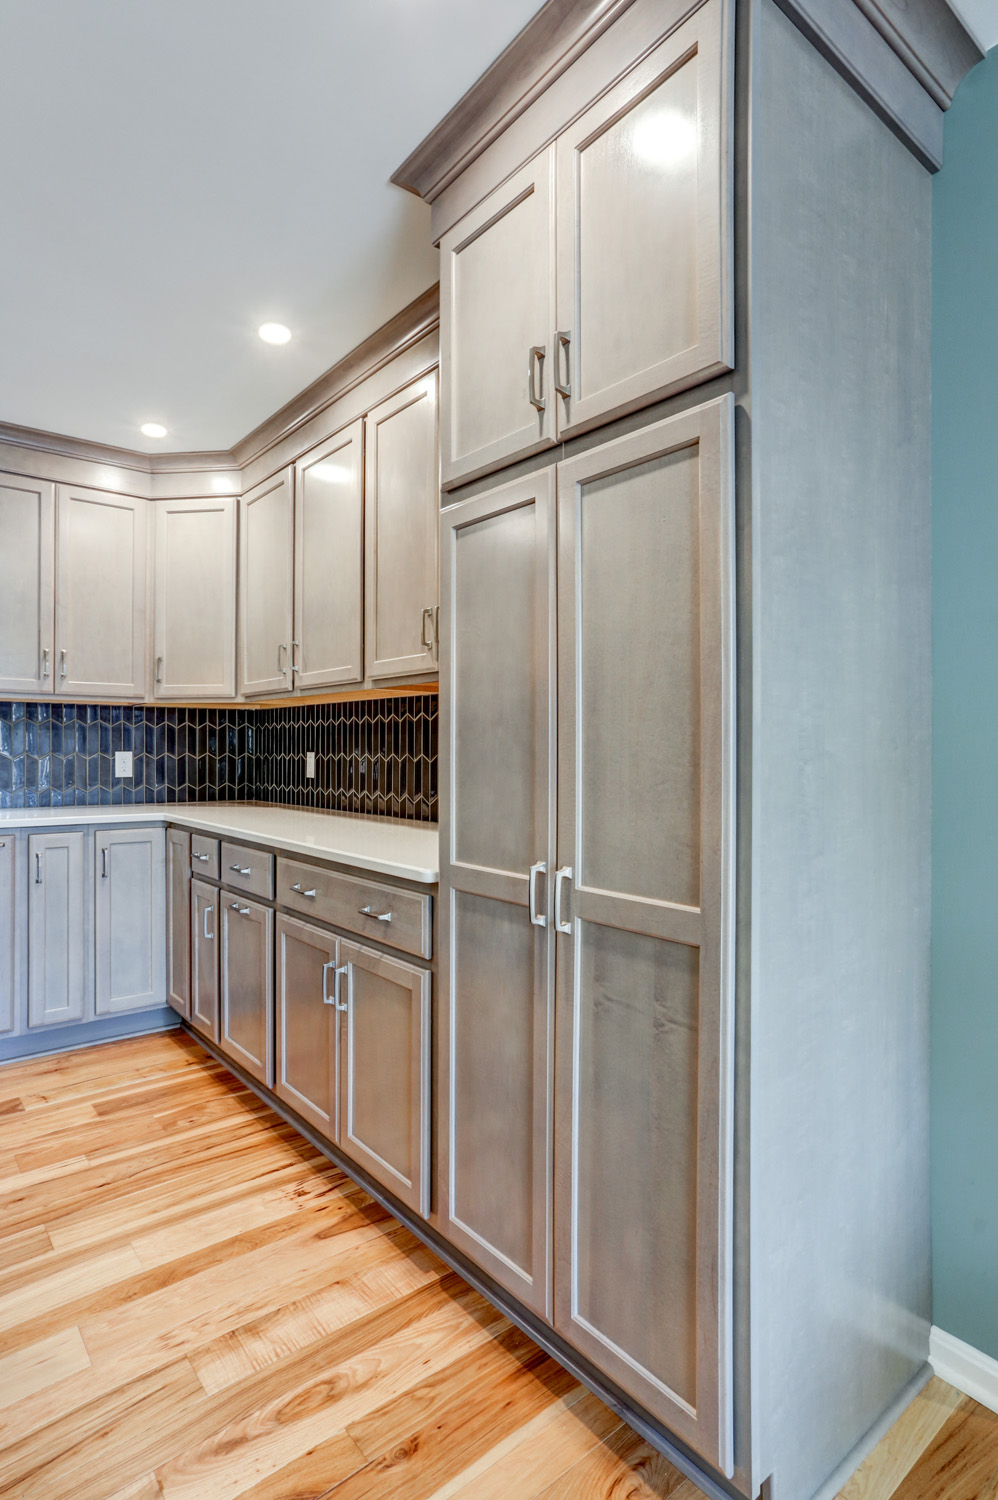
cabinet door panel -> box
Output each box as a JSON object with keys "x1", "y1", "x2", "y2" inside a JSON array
[
  {"x1": 166, "y1": 828, "x2": 190, "y2": 1018},
  {"x1": 555, "y1": 1, "x2": 732, "y2": 437},
  {"x1": 555, "y1": 398, "x2": 735, "y2": 1469},
  {"x1": 0, "y1": 835, "x2": 13, "y2": 1034},
  {"x1": 276, "y1": 915, "x2": 337, "y2": 1139},
  {"x1": 440, "y1": 471, "x2": 556, "y2": 1315},
  {"x1": 55, "y1": 487, "x2": 146, "y2": 698},
  {"x1": 0, "y1": 475, "x2": 55, "y2": 695},
  {"x1": 240, "y1": 469, "x2": 293, "y2": 696},
  {"x1": 365, "y1": 373, "x2": 438, "y2": 680},
  {"x1": 221, "y1": 895, "x2": 274, "y2": 1087},
  {"x1": 154, "y1": 498, "x2": 236, "y2": 698},
  {"x1": 338, "y1": 941, "x2": 430, "y2": 1217},
  {"x1": 28, "y1": 832, "x2": 85, "y2": 1028},
  {"x1": 294, "y1": 420, "x2": 364, "y2": 689},
  {"x1": 440, "y1": 149, "x2": 556, "y2": 487},
  {"x1": 95, "y1": 828, "x2": 166, "y2": 1015},
  {"x1": 191, "y1": 879, "x2": 219, "y2": 1043}
]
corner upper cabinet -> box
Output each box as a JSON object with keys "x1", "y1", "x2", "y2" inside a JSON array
[
  {"x1": 294, "y1": 419, "x2": 364, "y2": 689},
  {"x1": 154, "y1": 498, "x2": 237, "y2": 699},
  {"x1": 0, "y1": 475, "x2": 55, "y2": 696},
  {"x1": 440, "y1": 150, "x2": 556, "y2": 487},
  {"x1": 55, "y1": 486, "x2": 147, "y2": 698},
  {"x1": 239, "y1": 467, "x2": 294, "y2": 696},
  {"x1": 365, "y1": 371, "x2": 439, "y2": 680}
]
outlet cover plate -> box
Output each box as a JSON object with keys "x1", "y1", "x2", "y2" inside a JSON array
[
  {"x1": 114, "y1": 751, "x2": 133, "y2": 778},
  {"x1": 306, "y1": 751, "x2": 316, "y2": 779}
]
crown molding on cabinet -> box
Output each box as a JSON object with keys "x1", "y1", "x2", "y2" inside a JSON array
[{"x1": 850, "y1": 0, "x2": 983, "y2": 107}]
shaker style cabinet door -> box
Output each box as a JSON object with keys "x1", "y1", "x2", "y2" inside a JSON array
[
  {"x1": 337, "y1": 940, "x2": 431, "y2": 1217},
  {"x1": 95, "y1": 828, "x2": 166, "y2": 1015},
  {"x1": 439, "y1": 147, "x2": 557, "y2": 488},
  {"x1": 220, "y1": 894, "x2": 274, "y2": 1087},
  {"x1": 365, "y1": 372, "x2": 439, "y2": 681},
  {"x1": 55, "y1": 487, "x2": 147, "y2": 698},
  {"x1": 191, "y1": 878, "x2": 219, "y2": 1043},
  {"x1": 294, "y1": 419, "x2": 364, "y2": 689},
  {"x1": 166, "y1": 827, "x2": 191, "y2": 1018},
  {"x1": 27, "y1": 831, "x2": 86, "y2": 1028},
  {"x1": 0, "y1": 835, "x2": 13, "y2": 1034},
  {"x1": 555, "y1": 0, "x2": 732, "y2": 438},
  {"x1": 0, "y1": 475, "x2": 55, "y2": 696},
  {"x1": 275, "y1": 915, "x2": 338, "y2": 1139},
  {"x1": 439, "y1": 469, "x2": 557, "y2": 1317},
  {"x1": 239, "y1": 468, "x2": 294, "y2": 696},
  {"x1": 153, "y1": 498, "x2": 237, "y2": 699},
  {"x1": 553, "y1": 398, "x2": 735, "y2": 1471}
]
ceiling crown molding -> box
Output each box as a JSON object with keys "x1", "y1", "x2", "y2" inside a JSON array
[{"x1": 850, "y1": 0, "x2": 983, "y2": 107}]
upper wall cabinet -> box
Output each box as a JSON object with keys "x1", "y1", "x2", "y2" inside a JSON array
[
  {"x1": 55, "y1": 486, "x2": 147, "y2": 699},
  {"x1": 294, "y1": 418, "x2": 364, "y2": 690},
  {"x1": 365, "y1": 371, "x2": 439, "y2": 680},
  {"x1": 239, "y1": 467, "x2": 294, "y2": 697},
  {"x1": 154, "y1": 498, "x2": 237, "y2": 699},
  {"x1": 0, "y1": 475, "x2": 55, "y2": 696}
]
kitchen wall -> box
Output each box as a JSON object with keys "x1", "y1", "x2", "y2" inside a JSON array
[
  {"x1": 932, "y1": 44, "x2": 998, "y2": 1360},
  {"x1": 0, "y1": 695, "x2": 437, "y2": 822}
]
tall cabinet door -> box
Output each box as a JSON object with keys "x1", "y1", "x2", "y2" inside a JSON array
[
  {"x1": 554, "y1": 398, "x2": 735, "y2": 1470},
  {"x1": 365, "y1": 372, "x2": 439, "y2": 681},
  {"x1": 0, "y1": 835, "x2": 13, "y2": 1034},
  {"x1": 555, "y1": 0, "x2": 732, "y2": 438},
  {"x1": 191, "y1": 878, "x2": 219, "y2": 1043},
  {"x1": 154, "y1": 498, "x2": 237, "y2": 698},
  {"x1": 55, "y1": 487, "x2": 147, "y2": 698},
  {"x1": 95, "y1": 828, "x2": 166, "y2": 1015},
  {"x1": 165, "y1": 828, "x2": 191, "y2": 1018},
  {"x1": 439, "y1": 148, "x2": 557, "y2": 488},
  {"x1": 440, "y1": 469, "x2": 556, "y2": 1317},
  {"x1": 221, "y1": 895, "x2": 274, "y2": 1087},
  {"x1": 0, "y1": 475, "x2": 55, "y2": 696},
  {"x1": 240, "y1": 468, "x2": 294, "y2": 696},
  {"x1": 294, "y1": 420, "x2": 364, "y2": 689},
  {"x1": 28, "y1": 831, "x2": 86, "y2": 1028},
  {"x1": 275, "y1": 915, "x2": 338, "y2": 1139}
]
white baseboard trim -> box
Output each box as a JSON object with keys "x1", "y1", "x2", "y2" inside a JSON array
[{"x1": 930, "y1": 1326, "x2": 998, "y2": 1415}]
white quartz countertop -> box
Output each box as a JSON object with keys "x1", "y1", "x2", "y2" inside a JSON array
[{"x1": 0, "y1": 803, "x2": 439, "y2": 884}]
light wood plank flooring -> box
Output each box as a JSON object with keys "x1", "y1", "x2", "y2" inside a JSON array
[{"x1": 0, "y1": 1030, "x2": 993, "y2": 1500}]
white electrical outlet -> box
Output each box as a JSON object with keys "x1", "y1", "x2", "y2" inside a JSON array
[
  {"x1": 306, "y1": 751, "x2": 316, "y2": 780},
  {"x1": 114, "y1": 750, "x2": 133, "y2": 778}
]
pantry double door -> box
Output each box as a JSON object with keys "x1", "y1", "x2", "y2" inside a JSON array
[{"x1": 439, "y1": 396, "x2": 735, "y2": 1471}]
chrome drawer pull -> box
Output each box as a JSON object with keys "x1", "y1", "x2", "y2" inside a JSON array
[
  {"x1": 290, "y1": 882, "x2": 317, "y2": 898},
  {"x1": 333, "y1": 962, "x2": 351, "y2": 1013},
  {"x1": 359, "y1": 905, "x2": 392, "y2": 923},
  {"x1": 528, "y1": 860, "x2": 547, "y2": 928},
  {"x1": 554, "y1": 867, "x2": 573, "y2": 935},
  {"x1": 203, "y1": 904, "x2": 214, "y2": 940},
  {"x1": 322, "y1": 959, "x2": 337, "y2": 1006},
  {"x1": 193, "y1": 850, "x2": 210, "y2": 862},
  {"x1": 229, "y1": 902, "x2": 250, "y2": 916},
  {"x1": 229, "y1": 864, "x2": 252, "y2": 876}
]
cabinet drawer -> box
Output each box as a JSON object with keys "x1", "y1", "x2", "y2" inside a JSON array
[
  {"x1": 221, "y1": 841, "x2": 274, "y2": 901},
  {"x1": 190, "y1": 834, "x2": 219, "y2": 880},
  {"x1": 277, "y1": 858, "x2": 431, "y2": 959}
]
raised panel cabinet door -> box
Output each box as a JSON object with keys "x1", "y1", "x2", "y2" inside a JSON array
[
  {"x1": 275, "y1": 915, "x2": 338, "y2": 1140},
  {"x1": 439, "y1": 469, "x2": 557, "y2": 1317},
  {"x1": 27, "y1": 831, "x2": 86, "y2": 1028},
  {"x1": 554, "y1": 0, "x2": 733, "y2": 438},
  {"x1": 95, "y1": 828, "x2": 166, "y2": 1015},
  {"x1": 294, "y1": 419, "x2": 364, "y2": 689},
  {"x1": 0, "y1": 475, "x2": 55, "y2": 695},
  {"x1": 554, "y1": 397, "x2": 736, "y2": 1471},
  {"x1": 239, "y1": 468, "x2": 294, "y2": 696},
  {"x1": 439, "y1": 148, "x2": 557, "y2": 488},
  {"x1": 0, "y1": 836, "x2": 13, "y2": 1033},
  {"x1": 166, "y1": 827, "x2": 191, "y2": 1018},
  {"x1": 220, "y1": 894, "x2": 274, "y2": 1087},
  {"x1": 154, "y1": 498, "x2": 237, "y2": 698},
  {"x1": 191, "y1": 878, "x2": 219, "y2": 1043},
  {"x1": 55, "y1": 486, "x2": 147, "y2": 698},
  {"x1": 365, "y1": 372, "x2": 439, "y2": 680},
  {"x1": 337, "y1": 940, "x2": 431, "y2": 1217}
]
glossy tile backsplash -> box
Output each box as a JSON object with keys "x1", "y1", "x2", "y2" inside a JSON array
[{"x1": 0, "y1": 696, "x2": 438, "y2": 821}]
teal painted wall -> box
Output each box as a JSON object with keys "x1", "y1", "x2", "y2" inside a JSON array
[{"x1": 932, "y1": 45, "x2": 998, "y2": 1359}]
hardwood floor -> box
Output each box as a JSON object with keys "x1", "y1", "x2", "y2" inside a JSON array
[{"x1": 0, "y1": 1030, "x2": 993, "y2": 1500}]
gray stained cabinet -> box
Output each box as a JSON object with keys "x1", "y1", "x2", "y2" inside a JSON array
[
  {"x1": 0, "y1": 475, "x2": 55, "y2": 696},
  {"x1": 239, "y1": 468, "x2": 294, "y2": 696},
  {"x1": 94, "y1": 828, "x2": 166, "y2": 1015},
  {"x1": 365, "y1": 371, "x2": 439, "y2": 680},
  {"x1": 154, "y1": 497, "x2": 237, "y2": 699},
  {"x1": 294, "y1": 419, "x2": 365, "y2": 689},
  {"x1": 220, "y1": 892, "x2": 274, "y2": 1088},
  {"x1": 55, "y1": 486, "x2": 147, "y2": 699},
  {"x1": 27, "y1": 831, "x2": 86, "y2": 1028},
  {"x1": 440, "y1": 469, "x2": 557, "y2": 1317},
  {"x1": 166, "y1": 827, "x2": 191, "y2": 1018},
  {"x1": 0, "y1": 836, "x2": 13, "y2": 1034},
  {"x1": 191, "y1": 878, "x2": 219, "y2": 1044},
  {"x1": 275, "y1": 914, "x2": 338, "y2": 1139}
]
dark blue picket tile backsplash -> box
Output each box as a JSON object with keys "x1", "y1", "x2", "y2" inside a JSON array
[{"x1": 0, "y1": 696, "x2": 437, "y2": 821}]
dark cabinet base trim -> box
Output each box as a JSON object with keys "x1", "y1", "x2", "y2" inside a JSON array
[{"x1": 0, "y1": 1008, "x2": 178, "y2": 1063}]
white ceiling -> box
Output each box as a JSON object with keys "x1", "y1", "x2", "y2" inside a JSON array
[
  {"x1": 0, "y1": 0, "x2": 542, "y2": 454},
  {"x1": 951, "y1": 0, "x2": 998, "y2": 51}
]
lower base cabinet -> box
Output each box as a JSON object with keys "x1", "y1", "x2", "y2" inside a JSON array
[
  {"x1": 275, "y1": 915, "x2": 338, "y2": 1138},
  {"x1": 221, "y1": 893, "x2": 274, "y2": 1087},
  {"x1": 0, "y1": 836, "x2": 13, "y2": 1034},
  {"x1": 191, "y1": 878, "x2": 219, "y2": 1043},
  {"x1": 95, "y1": 828, "x2": 166, "y2": 1016},
  {"x1": 28, "y1": 831, "x2": 86, "y2": 1028},
  {"x1": 166, "y1": 828, "x2": 191, "y2": 1018}
]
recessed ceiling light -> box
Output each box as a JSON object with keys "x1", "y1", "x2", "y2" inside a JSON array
[
  {"x1": 258, "y1": 322, "x2": 291, "y2": 345},
  {"x1": 141, "y1": 422, "x2": 167, "y2": 438}
]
